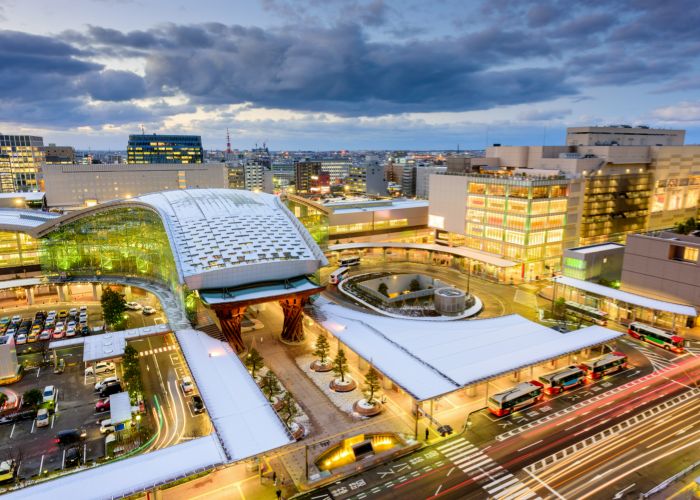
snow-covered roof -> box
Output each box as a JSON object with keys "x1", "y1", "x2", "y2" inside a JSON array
[
  {"x1": 109, "y1": 391, "x2": 132, "y2": 424},
  {"x1": 568, "y1": 243, "x2": 624, "y2": 254},
  {"x1": 309, "y1": 298, "x2": 623, "y2": 401},
  {"x1": 174, "y1": 329, "x2": 293, "y2": 460},
  {"x1": 134, "y1": 190, "x2": 327, "y2": 289},
  {"x1": 0, "y1": 208, "x2": 57, "y2": 231},
  {"x1": 553, "y1": 276, "x2": 697, "y2": 317},
  {"x1": 328, "y1": 242, "x2": 517, "y2": 268},
  {"x1": 2, "y1": 434, "x2": 226, "y2": 500}
]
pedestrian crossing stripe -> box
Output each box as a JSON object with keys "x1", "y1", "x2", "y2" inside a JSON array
[
  {"x1": 138, "y1": 345, "x2": 177, "y2": 356},
  {"x1": 438, "y1": 438, "x2": 541, "y2": 500}
]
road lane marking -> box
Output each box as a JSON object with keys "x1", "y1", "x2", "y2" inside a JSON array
[
  {"x1": 446, "y1": 466, "x2": 454, "y2": 476},
  {"x1": 38, "y1": 454, "x2": 44, "y2": 474},
  {"x1": 524, "y1": 469, "x2": 566, "y2": 500},
  {"x1": 9, "y1": 423, "x2": 16, "y2": 438},
  {"x1": 434, "y1": 485, "x2": 442, "y2": 495},
  {"x1": 517, "y1": 439, "x2": 543, "y2": 453}
]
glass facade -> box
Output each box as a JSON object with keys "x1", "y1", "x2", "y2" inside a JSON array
[
  {"x1": 459, "y1": 177, "x2": 569, "y2": 278},
  {"x1": 285, "y1": 198, "x2": 330, "y2": 249},
  {"x1": 0, "y1": 135, "x2": 44, "y2": 192},
  {"x1": 0, "y1": 231, "x2": 40, "y2": 272},
  {"x1": 127, "y1": 134, "x2": 203, "y2": 164},
  {"x1": 39, "y1": 208, "x2": 180, "y2": 291}
]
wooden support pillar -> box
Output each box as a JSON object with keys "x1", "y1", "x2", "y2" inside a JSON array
[
  {"x1": 279, "y1": 297, "x2": 307, "y2": 343},
  {"x1": 215, "y1": 306, "x2": 246, "y2": 353}
]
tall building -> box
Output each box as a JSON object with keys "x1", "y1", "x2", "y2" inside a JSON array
[
  {"x1": 319, "y1": 159, "x2": 351, "y2": 183},
  {"x1": 0, "y1": 134, "x2": 44, "y2": 192},
  {"x1": 401, "y1": 164, "x2": 417, "y2": 197},
  {"x1": 294, "y1": 160, "x2": 322, "y2": 194},
  {"x1": 127, "y1": 134, "x2": 203, "y2": 164},
  {"x1": 415, "y1": 165, "x2": 447, "y2": 199},
  {"x1": 43, "y1": 144, "x2": 75, "y2": 164},
  {"x1": 346, "y1": 158, "x2": 386, "y2": 196}
]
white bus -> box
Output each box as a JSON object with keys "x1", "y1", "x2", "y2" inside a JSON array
[
  {"x1": 539, "y1": 365, "x2": 586, "y2": 395},
  {"x1": 565, "y1": 300, "x2": 608, "y2": 326},
  {"x1": 329, "y1": 267, "x2": 350, "y2": 285},
  {"x1": 628, "y1": 322, "x2": 685, "y2": 354},
  {"x1": 339, "y1": 256, "x2": 360, "y2": 267},
  {"x1": 488, "y1": 380, "x2": 544, "y2": 417},
  {"x1": 579, "y1": 352, "x2": 628, "y2": 380}
]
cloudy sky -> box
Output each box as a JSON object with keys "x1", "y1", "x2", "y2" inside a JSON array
[{"x1": 1, "y1": 0, "x2": 699, "y2": 150}]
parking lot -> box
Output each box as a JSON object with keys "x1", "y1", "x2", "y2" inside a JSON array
[{"x1": 0, "y1": 356, "x2": 122, "y2": 480}]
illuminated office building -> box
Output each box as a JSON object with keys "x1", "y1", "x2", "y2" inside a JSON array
[
  {"x1": 127, "y1": 134, "x2": 203, "y2": 164},
  {"x1": 0, "y1": 134, "x2": 44, "y2": 192}
]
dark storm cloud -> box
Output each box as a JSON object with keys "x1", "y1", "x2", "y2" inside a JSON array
[{"x1": 78, "y1": 70, "x2": 148, "y2": 101}]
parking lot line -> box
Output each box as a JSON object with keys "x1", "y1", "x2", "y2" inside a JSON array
[
  {"x1": 83, "y1": 443, "x2": 87, "y2": 465},
  {"x1": 30, "y1": 420, "x2": 35, "y2": 434},
  {"x1": 51, "y1": 414, "x2": 56, "y2": 429},
  {"x1": 36, "y1": 367, "x2": 41, "y2": 378},
  {"x1": 38, "y1": 454, "x2": 44, "y2": 474},
  {"x1": 61, "y1": 449, "x2": 66, "y2": 469},
  {"x1": 9, "y1": 422, "x2": 16, "y2": 438}
]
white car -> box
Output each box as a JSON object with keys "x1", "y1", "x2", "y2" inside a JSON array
[
  {"x1": 99, "y1": 418, "x2": 116, "y2": 434},
  {"x1": 66, "y1": 325, "x2": 76, "y2": 337},
  {"x1": 79, "y1": 305, "x2": 88, "y2": 313},
  {"x1": 85, "y1": 361, "x2": 115, "y2": 376},
  {"x1": 42, "y1": 385, "x2": 56, "y2": 403},
  {"x1": 10, "y1": 315, "x2": 21, "y2": 325},
  {"x1": 95, "y1": 376, "x2": 119, "y2": 392},
  {"x1": 142, "y1": 306, "x2": 156, "y2": 315},
  {"x1": 36, "y1": 408, "x2": 50, "y2": 428},
  {"x1": 15, "y1": 333, "x2": 26, "y2": 344},
  {"x1": 125, "y1": 302, "x2": 142, "y2": 311},
  {"x1": 68, "y1": 308, "x2": 78, "y2": 317},
  {"x1": 54, "y1": 322, "x2": 65, "y2": 333},
  {"x1": 180, "y1": 376, "x2": 194, "y2": 394}
]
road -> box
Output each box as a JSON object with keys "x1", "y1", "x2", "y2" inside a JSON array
[{"x1": 299, "y1": 344, "x2": 700, "y2": 500}]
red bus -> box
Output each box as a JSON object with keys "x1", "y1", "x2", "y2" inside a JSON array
[
  {"x1": 488, "y1": 381, "x2": 544, "y2": 417},
  {"x1": 579, "y1": 352, "x2": 628, "y2": 380},
  {"x1": 628, "y1": 322, "x2": 685, "y2": 354},
  {"x1": 538, "y1": 366, "x2": 586, "y2": 395}
]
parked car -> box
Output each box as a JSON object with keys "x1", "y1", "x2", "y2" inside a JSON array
[
  {"x1": 95, "y1": 398, "x2": 110, "y2": 413},
  {"x1": 65, "y1": 325, "x2": 76, "y2": 337},
  {"x1": 80, "y1": 325, "x2": 90, "y2": 336},
  {"x1": 0, "y1": 317, "x2": 9, "y2": 327},
  {"x1": 52, "y1": 329, "x2": 65, "y2": 340},
  {"x1": 64, "y1": 446, "x2": 81, "y2": 467},
  {"x1": 39, "y1": 329, "x2": 52, "y2": 341},
  {"x1": 94, "y1": 377, "x2": 119, "y2": 392},
  {"x1": 36, "y1": 408, "x2": 50, "y2": 428},
  {"x1": 54, "y1": 428, "x2": 87, "y2": 446},
  {"x1": 191, "y1": 395, "x2": 205, "y2": 414},
  {"x1": 142, "y1": 306, "x2": 156, "y2": 315},
  {"x1": 99, "y1": 382, "x2": 123, "y2": 398},
  {"x1": 67, "y1": 320, "x2": 76, "y2": 329},
  {"x1": 15, "y1": 334, "x2": 27, "y2": 344},
  {"x1": 27, "y1": 331, "x2": 39, "y2": 343},
  {"x1": 0, "y1": 460, "x2": 16, "y2": 484},
  {"x1": 85, "y1": 362, "x2": 115, "y2": 376},
  {"x1": 79, "y1": 305, "x2": 88, "y2": 313},
  {"x1": 54, "y1": 322, "x2": 65, "y2": 334},
  {"x1": 5, "y1": 327, "x2": 15, "y2": 337},
  {"x1": 57, "y1": 310, "x2": 68, "y2": 320},
  {"x1": 99, "y1": 418, "x2": 115, "y2": 434},
  {"x1": 10, "y1": 315, "x2": 21, "y2": 325},
  {"x1": 125, "y1": 302, "x2": 142, "y2": 311},
  {"x1": 68, "y1": 308, "x2": 78, "y2": 318},
  {"x1": 180, "y1": 376, "x2": 194, "y2": 394},
  {"x1": 42, "y1": 385, "x2": 56, "y2": 404}
]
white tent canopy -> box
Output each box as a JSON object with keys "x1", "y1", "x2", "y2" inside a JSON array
[
  {"x1": 310, "y1": 299, "x2": 623, "y2": 401},
  {"x1": 553, "y1": 276, "x2": 697, "y2": 317}
]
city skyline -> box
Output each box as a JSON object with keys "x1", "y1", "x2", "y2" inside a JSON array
[{"x1": 1, "y1": 0, "x2": 700, "y2": 150}]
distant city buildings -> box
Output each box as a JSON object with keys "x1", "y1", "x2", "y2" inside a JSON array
[
  {"x1": 127, "y1": 134, "x2": 203, "y2": 164},
  {"x1": 43, "y1": 144, "x2": 75, "y2": 164},
  {"x1": 294, "y1": 160, "x2": 323, "y2": 194},
  {"x1": 0, "y1": 134, "x2": 44, "y2": 192}
]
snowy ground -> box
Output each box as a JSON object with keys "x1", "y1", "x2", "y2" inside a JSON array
[
  {"x1": 295, "y1": 354, "x2": 367, "y2": 419},
  {"x1": 257, "y1": 366, "x2": 313, "y2": 437}
]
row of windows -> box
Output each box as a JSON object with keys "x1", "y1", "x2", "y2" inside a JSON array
[
  {"x1": 467, "y1": 225, "x2": 564, "y2": 245},
  {"x1": 467, "y1": 183, "x2": 569, "y2": 198}
]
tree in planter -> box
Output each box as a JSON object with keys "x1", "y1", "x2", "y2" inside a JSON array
[
  {"x1": 261, "y1": 371, "x2": 282, "y2": 403},
  {"x1": 409, "y1": 278, "x2": 421, "y2": 292},
  {"x1": 552, "y1": 297, "x2": 566, "y2": 321},
  {"x1": 22, "y1": 388, "x2": 43, "y2": 408},
  {"x1": 122, "y1": 344, "x2": 143, "y2": 399},
  {"x1": 0, "y1": 392, "x2": 7, "y2": 410},
  {"x1": 245, "y1": 348, "x2": 264, "y2": 378},
  {"x1": 101, "y1": 287, "x2": 127, "y2": 328},
  {"x1": 279, "y1": 392, "x2": 300, "y2": 427},
  {"x1": 377, "y1": 282, "x2": 389, "y2": 297},
  {"x1": 333, "y1": 348, "x2": 349, "y2": 383},
  {"x1": 313, "y1": 333, "x2": 330, "y2": 366},
  {"x1": 363, "y1": 367, "x2": 381, "y2": 406}
]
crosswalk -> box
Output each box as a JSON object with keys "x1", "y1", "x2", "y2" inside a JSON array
[
  {"x1": 437, "y1": 438, "x2": 541, "y2": 499},
  {"x1": 138, "y1": 344, "x2": 177, "y2": 356},
  {"x1": 626, "y1": 340, "x2": 678, "y2": 372}
]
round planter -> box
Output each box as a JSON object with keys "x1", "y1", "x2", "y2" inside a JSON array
[
  {"x1": 329, "y1": 377, "x2": 356, "y2": 392},
  {"x1": 353, "y1": 399, "x2": 382, "y2": 416},
  {"x1": 270, "y1": 396, "x2": 285, "y2": 411},
  {"x1": 310, "y1": 360, "x2": 333, "y2": 372},
  {"x1": 289, "y1": 421, "x2": 305, "y2": 440}
]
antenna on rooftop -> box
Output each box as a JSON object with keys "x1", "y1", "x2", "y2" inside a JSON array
[
  {"x1": 226, "y1": 128, "x2": 232, "y2": 154},
  {"x1": 140, "y1": 124, "x2": 145, "y2": 135}
]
